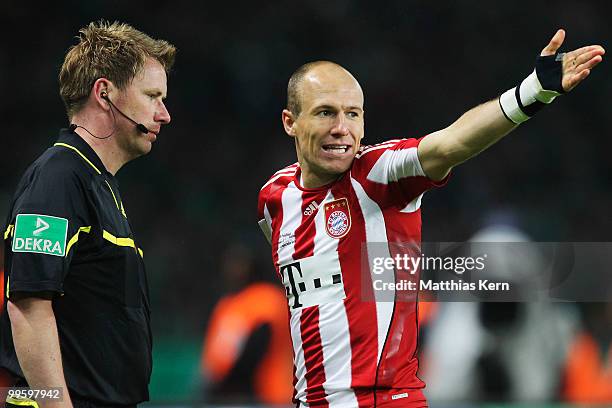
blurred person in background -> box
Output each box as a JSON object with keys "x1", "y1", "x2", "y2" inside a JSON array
[
  {"x1": 562, "y1": 302, "x2": 612, "y2": 403},
  {"x1": 201, "y1": 243, "x2": 293, "y2": 405},
  {"x1": 0, "y1": 21, "x2": 174, "y2": 407},
  {"x1": 421, "y1": 214, "x2": 576, "y2": 402},
  {"x1": 258, "y1": 30, "x2": 603, "y2": 407}
]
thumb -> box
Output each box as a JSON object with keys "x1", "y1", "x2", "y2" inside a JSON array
[{"x1": 541, "y1": 29, "x2": 565, "y2": 56}]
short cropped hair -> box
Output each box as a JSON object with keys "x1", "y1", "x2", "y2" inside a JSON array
[
  {"x1": 59, "y1": 20, "x2": 176, "y2": 118},
  {"x1": 288, "y1": 61, "x2": 347, "y2": 118}
]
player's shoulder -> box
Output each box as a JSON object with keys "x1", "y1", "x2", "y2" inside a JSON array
[
  {"x1": 258, "y1": 163, "x2": 299, "y2": 217},
  {"x1": 260, "y1": 162, "x2": 299, "y2": 193},
  {"x1": 354, "y1": 138, "x2": 421, "y2": 160}
]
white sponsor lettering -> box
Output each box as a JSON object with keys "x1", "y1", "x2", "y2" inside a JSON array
[
  {"x1": 392, "y1": 392, "x2": 409, "y2": 400},
  {"x1": 13, "y1": 237, "x2": 62, "y2": 255},
  {"x1": 14, "y1": 237, "x2": 24, "y2": 250},
  {"x1": 32, "y1": 238, "x2": 42, "y2": 251}
]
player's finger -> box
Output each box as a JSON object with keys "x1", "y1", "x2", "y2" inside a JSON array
[
  {"x1": 567, "y1": 45, "x2": 603, "y2": 56},
  {"x1": 573, "y1": 49, "x2": 604, "y2": 66},
  {"x1": 567, "y1": 45, "x2": 605, "y2": 63},
  {"x1": 564, "y1": 69, "x2": 591, "y2": 92},
  {"x1": 541, "y1": 29, "x2": 565, "y2": 56},
  {"x1": 575, "y1": 69, "x2": 591, "y2": 85},
  {"x1": 575, "y1": 55, "x2": 603, "y2": 73}
]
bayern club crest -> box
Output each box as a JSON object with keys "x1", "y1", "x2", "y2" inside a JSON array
[{"x1": 324, "y1": 198, "x2": 351, "y2": 239}]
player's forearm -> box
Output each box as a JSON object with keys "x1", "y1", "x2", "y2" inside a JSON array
[
  {"x1": 438, "y1": 99, "x2": 517, "y2": 163},
  {"x1": 418, "y1": 99, "x2": 517, "y2": 180},
  {"x1": 7, "y1": 298, "x2": 73, "y2": 408}
]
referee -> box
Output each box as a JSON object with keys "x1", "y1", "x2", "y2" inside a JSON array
[{"x1": 0, "y1": 21, "x2": 175, "y2": 408}]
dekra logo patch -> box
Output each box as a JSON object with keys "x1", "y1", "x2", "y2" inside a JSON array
[{"x1": 12, "y1": 214, "x2": 69, "y2": 257}]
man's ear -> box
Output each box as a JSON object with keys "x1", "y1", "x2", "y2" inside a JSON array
[
  {"x1": 92, "y1": 78, "x2": 113, "y2": 110},
  {"x1": 282, "y1": 109, "x2": 297, "y2": 138}
]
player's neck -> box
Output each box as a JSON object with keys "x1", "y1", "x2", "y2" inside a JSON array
[{"x1": 300, "y1": 168, "x2": 340, "y2": 189}]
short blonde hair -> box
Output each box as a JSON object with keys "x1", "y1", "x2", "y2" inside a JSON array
[
  {"x1": 287, "y1": 61, "x2": 347, "y2": 118},
  {"x1": 59, "y1": 20, "x2": 176, "y2": 118}
]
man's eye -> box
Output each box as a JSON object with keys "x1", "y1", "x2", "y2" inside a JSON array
[
  {"x1": 347, "y1": 111, "x2": 359, "y2": 118},
  {"x1": 318, "y1": 110, "x2": 332, "y2": 117}
]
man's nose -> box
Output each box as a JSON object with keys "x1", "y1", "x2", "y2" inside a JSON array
[
  {"x1": 156, "y1": 101, "x2": 171, "y2": 124},
  {"x1": 330, "y1": 114, "x2": 349, "y2": 136}
]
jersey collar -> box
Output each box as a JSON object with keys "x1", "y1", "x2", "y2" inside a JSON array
[{"x1": 56, "y1": 128, "x2": 111, "y2": 176}]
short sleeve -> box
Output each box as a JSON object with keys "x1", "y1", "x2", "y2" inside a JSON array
[
  {"x1": 351, "y1": 138, "x2": 449, "y2": 209},
  {"x1": 6, "y1": 157, "x2": 91, "y2": 297}
]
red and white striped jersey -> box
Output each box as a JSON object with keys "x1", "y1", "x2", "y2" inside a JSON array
[{"x1": 258, "y1": 138, "x2": 448, "y2": 407}]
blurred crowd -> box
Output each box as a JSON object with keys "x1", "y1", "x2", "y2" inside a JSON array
[{"x1": 1, "y1": 0, "x2": 610, "y2": 404}]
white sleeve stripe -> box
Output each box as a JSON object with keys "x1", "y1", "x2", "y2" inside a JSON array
[
  {"x1": 273, "y1": 163, "x2": 299, "y2": 174},
  {"x1": 261, "y1": 170, "x2": 297, "y2": 190},
  {"x1": 366, "y1": 147, "x2": 426, "y2": 184},
  {"x1": 363, "y1": 139, "x2": 401, "y2": 150},
  {"x1": 399, "y1": 194, "x2": 424, "y2": 213},
  {"x1": 355, "y1": 142, "x2": 398, "y2": 159},
  {"x1": 412, "y1": 146, "x2": 427, "y2": 178}
]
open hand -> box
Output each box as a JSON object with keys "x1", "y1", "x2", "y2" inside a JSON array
[{"x1": 541, "y1": 29, "x2": 605, "y2": 92}]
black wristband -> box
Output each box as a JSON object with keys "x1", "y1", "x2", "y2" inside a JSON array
[{"x1": 535, "y1": 53, "x2": 566, "y2": 94}]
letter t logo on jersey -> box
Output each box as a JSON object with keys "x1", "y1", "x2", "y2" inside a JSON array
[{"x1": 12, "y1": 214, "x2": 69, "y2": 257}]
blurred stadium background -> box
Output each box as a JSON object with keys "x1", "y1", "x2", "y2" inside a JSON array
[{"x1": 1, "y1": 0, "x2": 611, "y2": 406}]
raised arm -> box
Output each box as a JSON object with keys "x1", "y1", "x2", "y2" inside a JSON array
[{"x1": 418, "y1": 29, "x2": 605, "y2": 181}]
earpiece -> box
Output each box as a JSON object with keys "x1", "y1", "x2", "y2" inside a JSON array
[
  {"x1": 99, "y1": 91, "x2": 153, "y2": 135},
  {"x1": 70, "y1": 90, "x2": 155, "y2": 138}
]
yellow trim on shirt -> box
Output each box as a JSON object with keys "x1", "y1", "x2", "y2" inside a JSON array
[
  {"x1": 55, "y1": 143, "x2": 128, "y2": 219},
  {"x1": 66, "y1": 226, "x2": 92, "y2": 256},
  {"x1": 6, "y1": 396, "x2": 40, "y2": 408},
  {"x1": 54, "y1": 143, "x2": 102, "y2": 175},
  {"x1": 104, "y1": 180, "x2": 121, "y2": 211},
  {"x1": 103, "y1": 180, "x2": 127, "y2": 218},
  {"x1": 4, "y1": 224, "x2": 14, "y2": 240},
  {"x1": 102, "y1": 230, "x2": 143, "y2": 258}
]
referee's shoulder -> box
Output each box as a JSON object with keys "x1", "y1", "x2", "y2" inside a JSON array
[{"x1": 23, "y1": 144, "x2": 92, "y2": 185}]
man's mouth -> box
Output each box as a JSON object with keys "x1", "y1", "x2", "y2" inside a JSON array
[{"x1": 322, "y1": 144, "x2": 351, "y2": 154}]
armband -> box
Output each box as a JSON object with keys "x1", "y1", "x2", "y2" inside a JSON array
[{"x1": 499, "y1": 52, "x2": 565, "y2": 124}]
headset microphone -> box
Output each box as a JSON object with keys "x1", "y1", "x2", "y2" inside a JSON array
[{"x1": 100, "y1": 92, "x2": 155, "y2": 135}]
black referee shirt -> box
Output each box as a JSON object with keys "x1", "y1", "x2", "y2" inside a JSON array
[{"x1": 0, "y1": 129, "x2": 152, "y2": 404}]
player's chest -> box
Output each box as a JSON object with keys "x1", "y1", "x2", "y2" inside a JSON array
[{"x1": 274, "y1": 187, "x2": 363, "y2": 258}]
